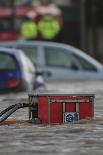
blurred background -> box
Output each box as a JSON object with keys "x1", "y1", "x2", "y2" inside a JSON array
[
  {"x1": 0, "y1": 0, "x2": 103, "y2": 62},
  {"x1": 1, "y1": 2, "x2": 103, "y2": 155}
]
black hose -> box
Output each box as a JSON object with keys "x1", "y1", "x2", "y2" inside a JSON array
[
  {"x1": 0, "y1": 103, "x2": 32, "y2": 124},
  {"x1": 0, "y1": 104, "x2": 18, "y2": 117}
]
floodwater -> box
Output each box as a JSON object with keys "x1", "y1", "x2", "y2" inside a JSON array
[{"x1": 0, "y1": 80, "x2": 103, "y2": 155}]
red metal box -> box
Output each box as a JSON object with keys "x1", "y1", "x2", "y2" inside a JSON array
[{"x1": 29, "y1": 94, "x2": 94, "y2": 124}]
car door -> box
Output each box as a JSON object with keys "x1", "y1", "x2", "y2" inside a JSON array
[
  {"x1": 41, "y1": 46, "x2": 81, "y2": 80},
  {"x1": 42, "y1": 46, "x2": 99, "y2": 80}
]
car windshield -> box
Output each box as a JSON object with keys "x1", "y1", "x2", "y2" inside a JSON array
[
  {"x1": 20, "y1": 52, "x2": 35, "y2": 73},
  {"x1": 0, "y1": 52, "x2": 17, "y2": 69},
  {"x1": 73, "y1": 53, "x2": 97, "y2": 71},
  {"x1": 17, "y1": 46, "x2": 38, "y2": 66}
]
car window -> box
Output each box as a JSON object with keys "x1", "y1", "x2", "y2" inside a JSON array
[
  {"x1": 44, "y1": 47, "x2": 80, "y2": 69},
  {"x1": 73, "y1": 53, "x2": 97, "y2": 71},
  {"x1": 0, "y1": 52, "x2": 17, "y2": 69},
  {"x1": 17, "y1": 46, "x2": 38, "y2": 65}
]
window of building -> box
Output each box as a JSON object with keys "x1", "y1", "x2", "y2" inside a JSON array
[
  {"x1": 0, "y1": 18, "x2": 12, "y2": 32},
  {"x1": 0, "y1": 0, "x2": 32, "y2": 6}
]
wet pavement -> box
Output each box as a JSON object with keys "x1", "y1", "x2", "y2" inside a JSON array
[{"x1": 0, "y1": 80, "x2": 103, "y2": 155}]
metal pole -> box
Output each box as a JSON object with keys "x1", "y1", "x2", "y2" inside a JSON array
[
  {"x1": 80, "y1": 0, "x2": 87, "y2": 51},
  {"x1": 91, "y1": 0, "x2": 101, "y2": 61},
  {"x1": 11, "y1": 0, "x2": 16, "y2": 40}
]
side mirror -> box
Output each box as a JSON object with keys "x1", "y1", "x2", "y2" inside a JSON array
[
  {"x1": 36, "y1": 71, "x2": 52, "y2": 77},
  {"x1": 35, "y1": 71, "x2": 43, "y2": 76}
]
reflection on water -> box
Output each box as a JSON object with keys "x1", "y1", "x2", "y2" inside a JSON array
[{"x1": 0, "y1": 80, "x2": 103, "y2": 155}]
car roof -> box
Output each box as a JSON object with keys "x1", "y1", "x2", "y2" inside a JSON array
[
  {"x1": 0, "y1": 40, "x2": 68, "y2": 48},
  {"x1": 0, "y1": 47, "x2": 22, "y2": 54},
  {"x1": 0, "y1": 40, "x2": 103, "y2": 69}
]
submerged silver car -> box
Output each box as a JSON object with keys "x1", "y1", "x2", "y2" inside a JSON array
[{"x1": 1, "y1": 41, "x2": 103, "y2": 81}]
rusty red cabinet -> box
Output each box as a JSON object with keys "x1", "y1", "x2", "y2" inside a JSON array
[{"x1": 29, "y1": 94, "x2": 94, "y2": 124}]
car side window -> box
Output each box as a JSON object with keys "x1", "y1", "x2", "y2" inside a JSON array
[
  {"x1": 0, "y1": 53, "x2": 17, "y2": 69},
  {"x1": 73, "y1": 53, "x2": 97, "y2": 71},
  {"x1": 44, "y1": 47, "x2": 80, "y2": 69},
  {"x1": 17, "y1": 46, "x2": 38, "y2": 65}
]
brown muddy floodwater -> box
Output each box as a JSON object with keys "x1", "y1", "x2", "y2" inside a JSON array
[{"x1": 0, "y1": 80, "x2": 103, "y2": 155}]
